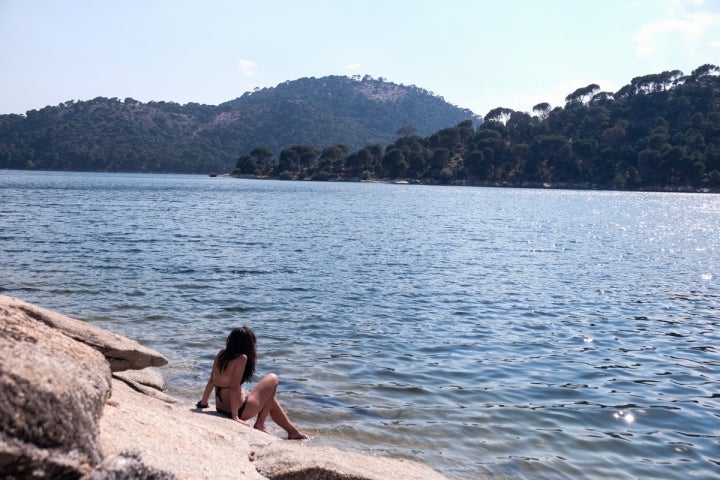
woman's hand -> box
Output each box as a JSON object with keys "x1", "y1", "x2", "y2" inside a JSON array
[
  {"x1": 196, "y1": 401, "x2": 209, "y2": 409},
  {"x1": 233, "y1": 417, "x2": 250, "y2": 427}
]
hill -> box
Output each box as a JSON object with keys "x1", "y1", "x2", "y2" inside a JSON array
[
  {"x1": 0, "y1": 75, "x2": 478, "y2": 174},
  {"x1": 251, "y1": 64, "x2": 719, "y2": 191}
]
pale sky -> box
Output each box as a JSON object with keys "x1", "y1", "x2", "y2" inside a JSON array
[{"x1": 1, "y1": 0, "x2": 719, "y2": 117}]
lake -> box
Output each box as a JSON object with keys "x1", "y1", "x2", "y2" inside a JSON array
[{"x1": 1, "y1": 170, "x2": 718, "y2": 479}]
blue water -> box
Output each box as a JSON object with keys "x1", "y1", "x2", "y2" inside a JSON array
[{"x1": 1, "y1": 170, "x2": 719, "y2": 479}]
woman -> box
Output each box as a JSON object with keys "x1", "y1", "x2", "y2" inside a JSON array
[{"x1": 196, "y1": 326, "x2": 307, "y2": 440}]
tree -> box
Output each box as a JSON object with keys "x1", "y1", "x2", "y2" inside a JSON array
[
  {"x1": 277, "y1": 148, "x2": 300, "y2": 173},
  {"x1": 235, "y1": 155, "x2": 258, "y2": 174},
  {"x1": 691, "y1": 64, "x2": 719, "y2": 78},
  {"x1": 4, "y1": 64, "x2": 718, "y2": 191},
  {"x1": 565, "y1": 84, "x2": 600, "y2": 105},
  {"x1": 346, "y1": 148, "x2": 374, "y2": 173},
  {"x1": 485, "y1": 107, "x2": 515, "y2": 125},
  {"x1": 382, "y1": 149, "x2": 407, "y2": 178},
  {"x1": 533, "y1": 102, "x2": 551, "y2": 120},
  {"x1": 530, "y1": 135, "x2": 571, "y2": 177},
  {"x1": 630, "y1": 71, "x2": 683, "y2": 94},
  {"x1": 407, "y1": 152, "x2": 428, "y2": 175},
  {"x1": 396, "y1": 125, "x2": 416, "y2": 137},
  {"x1": 466, "y1": 150, "x2": 489, "y2": 177},
  {"x1": 506, "y1": 111, "x2": 533, "y2": 143},
  {"x1": 430, "y1": 148, "x2": 450, "y2": 169},
  {"x1": 319, "y1": 144, "x2": 348, "y2": 164},
  {"x1": 250, "y1": 146, "x2": 274, "y2": 168},
  {"x1": 572, "y1": 139, "x2": 598, "y2": 161},
  {"x1": 590, "y1": 92, "x2": 614, "y2": 105},
  {"x1": 277, "y1": 145, "x2": 318, "y2": 170}
]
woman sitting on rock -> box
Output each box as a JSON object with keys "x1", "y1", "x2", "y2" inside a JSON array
[{"x1": 196, "y1": 326, "x2": 307, "y2": 440}]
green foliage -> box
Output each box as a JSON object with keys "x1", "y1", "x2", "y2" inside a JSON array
[
  {"x1": 0, "y1": 76, "x2": 477, "y2": 174},
  {"x1": 235, "y1": 64, "x2": 718, "y2": 191},
  {"x1": 6, "y1": 66, "x2": 719, "y2": 191},
  {"x1": 235, "y1": 155, "x2": 258, "y2": 175}
]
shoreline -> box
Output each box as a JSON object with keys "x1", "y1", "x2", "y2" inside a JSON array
[
  {"x1": 0, "y1": 294, "x2": 451, "y2": 479},
  {"x1": 3, "y1": 168, "x2": 717, "y2": 194},
  {"x1": 227, "y1": 171, "x2": 720, "y2": 193}
]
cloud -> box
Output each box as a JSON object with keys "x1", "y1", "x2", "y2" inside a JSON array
[
  {"x1": 237, "y1": 59, "x2": 258, "y2": 78},
  {"x1": 345, "y1": 63, "x2": 363, "y2": 72},
  {"x1": 634, "y1": 1, "x2": 720, "y2": 62}
]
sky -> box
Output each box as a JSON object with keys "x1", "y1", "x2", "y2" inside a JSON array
[{"x1": 1, "y1": 0, "x2": 719, "y2": 117}]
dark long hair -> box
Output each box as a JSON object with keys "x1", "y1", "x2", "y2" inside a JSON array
[{"x1": 217, "y1": 326, "x2": 256, "y2": 384}]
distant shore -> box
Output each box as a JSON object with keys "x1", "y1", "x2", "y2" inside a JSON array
[{"x1": 224, "y1": 172, "x2": 720, "y2": 194}]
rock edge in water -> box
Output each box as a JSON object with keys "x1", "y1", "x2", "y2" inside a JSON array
[{"x1": 0, "y1": 295, "x2": 450, "y2": 480}]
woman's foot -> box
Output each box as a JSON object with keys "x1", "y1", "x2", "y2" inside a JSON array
[{"x1": 287, "y1": 430, "x2": 308, "y2": 440}]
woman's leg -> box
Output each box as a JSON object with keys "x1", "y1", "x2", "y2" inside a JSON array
[
  {"x1": 250, "y1": 375, "x2": 277, "y2": 432},
  {"x1": 244, "y1": 373, "x2": 306, "y2": 439}
]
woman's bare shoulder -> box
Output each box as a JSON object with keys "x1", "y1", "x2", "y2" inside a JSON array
[{"x1": 228, "y1": 353, "x2": 248, "y2": 364}]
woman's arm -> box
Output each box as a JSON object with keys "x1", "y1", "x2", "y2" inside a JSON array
[
  {"x1": 229, "y1": 354, "x2": 248, "y2": 424},
  {"x1": 196, "y1": 353, "x2": 220, "y2": 408},
  {"x1": 196, "y1": 379, "x2": 213, "y2": 408}
]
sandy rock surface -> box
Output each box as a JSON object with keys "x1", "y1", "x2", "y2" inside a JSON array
[
  {"x1": 100, "y1": 379, "x2": 448, "y2": 480},
  {"x1": 100, "y1": 379, "x2": 267, "y2": 480}
]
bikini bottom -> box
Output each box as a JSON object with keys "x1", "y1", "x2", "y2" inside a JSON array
[
  {"x1": 237, "y1": 397, "x2": 248, "y2": 418},
  {"x1": 216, "y1": 387, "x2": 248, "y2": 418}
]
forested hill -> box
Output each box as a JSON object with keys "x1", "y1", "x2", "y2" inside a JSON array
[
  {"x1": 0, "y1": 75, "x2": 478, "y2": 174},
  {"x1": 237, "y1": 64, "x2": 718, "y2": 191}
]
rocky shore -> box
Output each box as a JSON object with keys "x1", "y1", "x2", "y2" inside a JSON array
[{"x1": 0, "y1": 295, "x2": 449, "y2": 479}]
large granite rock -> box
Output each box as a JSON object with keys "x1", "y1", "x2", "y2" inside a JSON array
[
  {"x1": 0, "y1": 296, "x2": 167, "y2": 372},
  {"x1": 0, "y1": 298, "x2": 112, "y2": 478},
  {"x1": 1, "y1": 296, "x2": 451, "y2": 480},
  {"x1": 100, "y1": 379, "x2": 450, "y2": 480}
]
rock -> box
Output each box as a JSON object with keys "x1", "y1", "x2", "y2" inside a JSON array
[
  {"x1": 113, "y1": 370, "x2": 178, "y2": 404},
  {"x1": 82, "y1": 450, "x2": 175, "y2": 480},
  {"x1": 252, "y1": 442, "x2": 448, "y2": 480},
  {"x1": 99, "y1": 379, "x2": 269, "y2": 480},
  {"x1": 0, "y1": 295, "x2": 167, "y2": 372},
  {"x1": 0, "y1": 299, "x2": 112, "y2": 479},
  {"x1": 113, "y1": 368, "x2": 166, "y2": 391},
  {"x1": 1, "y1": 296, "x2": 450, "y2": 480},
  {"x1": 100, "y1": 379, "x2": 450, "y2": 480}
]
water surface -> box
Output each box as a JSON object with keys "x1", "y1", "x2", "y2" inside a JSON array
[{"x1": 1, "y1": 170, "x2": 718, "y2": 479}]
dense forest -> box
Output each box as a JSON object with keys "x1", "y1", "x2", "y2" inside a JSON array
[
  {"x1": 236, "y1": 64, "x2": 720, "y2": 191},
  {"x1": 0, "y1": 76, "x2": 476, "y2": 174}
]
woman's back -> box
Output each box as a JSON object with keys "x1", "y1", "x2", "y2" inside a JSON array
[{"x1": 212, "y1": 349, "x2": 247, "y2": 388}]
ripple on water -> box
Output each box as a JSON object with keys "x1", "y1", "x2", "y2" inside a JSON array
[{"x1": 2, "y1": 173, "x2": 720, "y2": 480}]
